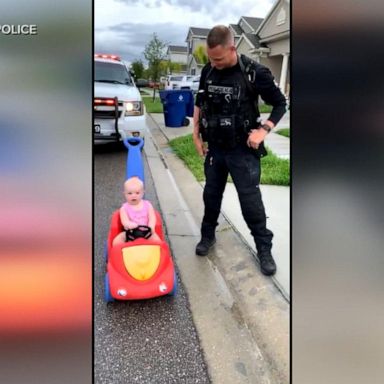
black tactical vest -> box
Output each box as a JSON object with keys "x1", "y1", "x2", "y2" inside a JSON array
[{"x1": 200, "y1": 62, "x2": 259, "y2": 148}]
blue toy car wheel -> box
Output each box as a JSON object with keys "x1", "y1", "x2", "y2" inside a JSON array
[
  {"x1": 104, "y1": 240, "x2": 108, "y2": 263},
  {"x1": 104, "y1": 273, "x2": 114, "y2": 302},
  {"x1": 168, "y1": 270, "x2": 178, "y2": 296}
]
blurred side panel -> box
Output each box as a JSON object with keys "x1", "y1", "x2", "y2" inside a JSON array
[
  {"x1": 292, "y1": 1, "x2": 384, "y2": 384},
  {"x1": 0, "y1": 1, "x2": 92, "y2": 383}
]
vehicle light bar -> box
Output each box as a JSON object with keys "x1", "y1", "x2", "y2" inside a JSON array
[
  {"x1": 94, "y1": 98, "x2": 117, "y2": 105},
  {"x1": 94, "y1": 53, "x2": 121, "y2": 61}
]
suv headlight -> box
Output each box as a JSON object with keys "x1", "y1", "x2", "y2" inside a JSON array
[{"x1": 124, "y1": 101, "x2": 143, "y2": 116}]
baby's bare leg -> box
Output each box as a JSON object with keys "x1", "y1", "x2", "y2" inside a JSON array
[{"x1": 112, "y1": 232, "x2": 126, "y2": 247}]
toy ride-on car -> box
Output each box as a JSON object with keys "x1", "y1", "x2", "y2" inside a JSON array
[{"x1": 104, "y1": 209, "x2": 177, "y2": 302}]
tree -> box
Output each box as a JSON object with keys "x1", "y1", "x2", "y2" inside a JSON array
[
  {"x1": 130, "y1": 60, "x2": 144, "y2": 79},
  {"x1": 167, "y1": 61, "x2": 182, "y2": 75},
  {"x1": 159, "y1": 60, "x2": 169, "y2": 76},
  {"x1": 143, "y1": 68, "x2": 151, "y2": 79},
  {"x1": 143, "y1": 33, "x2": 167, "y2": 99},
  {"x1": 193, "y1": 45, "x2": 209, "y2": 65},
  {"x1": 158, "y1": 60, "x2": 182, "y2": 76}
]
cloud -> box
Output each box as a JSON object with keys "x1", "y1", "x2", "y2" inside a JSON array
[
  {"x1": 95, "y1": 0, "x2": 275, "y2": 63},
  {"x1": 95, "y1": 22, "x2": 189, "y2": 63},
  {"x1": 114, "y1": 0, "x2": 274, "y2": 23}
]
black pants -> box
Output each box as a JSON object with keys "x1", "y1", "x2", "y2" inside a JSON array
[{"x1": 201, "y1": 144, "x2": 273, "y2": 253}]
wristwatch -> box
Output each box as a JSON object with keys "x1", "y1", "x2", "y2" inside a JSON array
[{"x1": 260, "y1": 124, "x2": 272, "y2": 133}]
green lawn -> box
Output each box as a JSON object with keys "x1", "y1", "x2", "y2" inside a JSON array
[
  {"x1": 259, "y1": 104, "x2": 272, "y2": 113},
  {"x1": 142, "y1": 96, "x2": 163, "y2": 113},
  {"x1": 143, "y1": 96, "x2": 274, "y2": 115},
  {"x1": 169, "y1": 134, "x2": 290, "y2": 186},
  {"x1": 276, "y1": 128, "x2": 290, "y2": 138},
  {"x1": 143, "y1": 97, "x2": 273, "y2": 114}
]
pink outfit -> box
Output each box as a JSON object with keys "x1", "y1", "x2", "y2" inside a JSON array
[{"x1": 123, "y1": 200, "x2": 151, "y2": 226}]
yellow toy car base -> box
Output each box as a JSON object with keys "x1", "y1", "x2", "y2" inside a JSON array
[{"x1": 122, "y1": 245, "x2": 161, "y2": 281}]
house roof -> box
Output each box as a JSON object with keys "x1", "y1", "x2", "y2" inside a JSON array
[
  {"x1": 189, "y1": 27, "x2": 210, "y2": 37},
  {"x1": 244, "y1": 33, "x2": 262, "y2": 48},
  {"x1": 236, "y1": 32, "x2": 267, "y2": 50},
  {"x1": 168, "y1": 45, "x2": 187, "y2": 54},
  {"x1": 242, "y1": 16, "x2": 264, "y2": 32},
  {"x1": 229, "y1": 24, "x2": 243, "y2": 36},
  {"x1": 255, "y1": 0, "x2": 290, "y2": 35}
]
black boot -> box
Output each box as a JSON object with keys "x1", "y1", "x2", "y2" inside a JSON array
[
  {"x1": 195, "y1": 237, "x2": 216, "y2": 256},
  {"x1": 258, "y1": 252, "x2": 277, "y2": 276}
]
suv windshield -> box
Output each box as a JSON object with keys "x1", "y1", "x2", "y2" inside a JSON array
[{"x1": 95, "y1": 61, "x2": 133, "y2": 85}]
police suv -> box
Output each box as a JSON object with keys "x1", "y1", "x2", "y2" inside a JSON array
[{"x1": 94, "y1": 54, "x2": 146, "y2": 142}]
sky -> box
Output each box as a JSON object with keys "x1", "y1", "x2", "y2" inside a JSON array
[{"x1": 95, "y1": 0, "x2": 275, "y2": 65}]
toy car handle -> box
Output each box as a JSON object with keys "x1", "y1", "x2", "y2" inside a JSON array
[
  {"x1": 123, "y1": 137, "x2": 145, "y2": 184},
  {"x1": 126, "y1": 225, "x2": 152, "y2": 241},
  {"x1": 123, "y1": 137, "x2": 144, "y2": 151}
]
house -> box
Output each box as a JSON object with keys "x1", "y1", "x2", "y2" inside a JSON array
[
  {"x1": 188, "y1": 54, "x2": 205, "y2": 76},
  {"x1": 182, "y1": 0, "x2": 290, "y2": 94},
  {"x1": 166, "y1": 45, "x2": 188, "y2": 74},
  {"x1": 236, "y1": 32, "x2": 267, "y2": 59},
  {"x1": 185, "y1": 27, "x2": 210, "y2": 75},
  {"x1": 237, "y1": 16, "x2": 263, "y2": 34},
  {"x1": 251, "y1": 0, "x2": 290, "y2": 96},
  {"x1": 166, "y1": 45, "x2": 188, "y2": 65},
  {"x1": 233, "y1": 1, "x2": 290, "y2": 96},
  {"x1": 185, "y1": 19, "x2": 263, "y2": 75},
  {"x1": 234, "y1": 16, "x2": 265, "y2": 59},
  {"x1": 229, "y1": 23, "x2": 243, "y2": 45}
]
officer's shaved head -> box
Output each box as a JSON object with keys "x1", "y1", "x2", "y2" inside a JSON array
[{"x1": 207, "y1": 25, "x2": 235, "y2": 49}]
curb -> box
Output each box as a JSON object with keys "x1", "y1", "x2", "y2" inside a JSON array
[{"x1": 144, "y1": 113, "x2": 290, "y2": 384}]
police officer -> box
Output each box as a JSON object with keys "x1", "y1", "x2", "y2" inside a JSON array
[{"x1": 193, "y1": 25, "x2": 287, "y2": 276}]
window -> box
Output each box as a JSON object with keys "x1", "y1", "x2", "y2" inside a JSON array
[{"x1": 95, "y1": 61, "x2": 133, "y2": 85}]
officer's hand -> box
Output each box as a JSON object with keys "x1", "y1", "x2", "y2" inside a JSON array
[
  {"x1": 247, "y1": 128, "x2": 267, "y2": 150},
  {"x1": 193, "y1": 135, "x2": 208, "y2": 157}
]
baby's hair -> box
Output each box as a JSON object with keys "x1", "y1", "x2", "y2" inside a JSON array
[{"x1": 124, "y1": 176, "x2": 144, "y2": 191}]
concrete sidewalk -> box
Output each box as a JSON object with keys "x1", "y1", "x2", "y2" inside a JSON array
[
  {"x1": 148, "y1": 112, "x2": 290, "y2": 299},
  {"x1": 258, "y1": 112, "x2": 290, "y2": 160},
  {"x1": 144, "y1": 114, "x2": 289, "y2": 383}
]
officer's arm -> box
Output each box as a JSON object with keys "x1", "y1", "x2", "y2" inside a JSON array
[
  {"x1": 255, "y1": 65, "x2": 287, "y2": 129},
  {"x1": 193, "y1": 75, "x2": 205, "y2": 139},
  {"x1": 193, "y1": 105, "x2": 201, "y2": 139},
  {"x1": 192, "y1": 66, "x2": 209, "y2": 156},
  {"x1": 193, "y1": 105, "x2": 207, "y2": 157}
]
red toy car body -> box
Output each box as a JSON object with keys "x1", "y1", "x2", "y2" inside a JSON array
[{"x1": 104, "y1": 209, "x2": 177, "y2": 302}]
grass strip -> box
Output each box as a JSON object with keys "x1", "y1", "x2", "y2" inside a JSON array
[
  {"x1": 275, "y1": 128, "x2": 290, "y2": 138},
  {"x1": 143, "y1": 96, "x2": 163, "y2": 113},
  {"x1": 169, "y1": 134, "x2": 289, "y2": 186}
]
